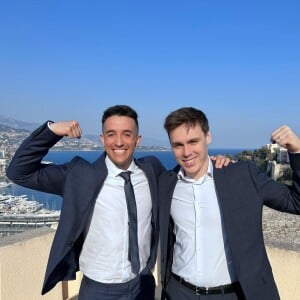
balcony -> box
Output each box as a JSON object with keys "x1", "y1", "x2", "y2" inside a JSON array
[{"x1": 0, "y1": 226, "x2": 299, "y2": 300}]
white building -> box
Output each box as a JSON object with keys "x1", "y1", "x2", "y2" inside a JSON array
[
  {"x1": 266, "y1": 143, "x2": 290, "y2": 164},
  {"x1": 0, "y1": 149, "x2": 9, "y2": 178}
]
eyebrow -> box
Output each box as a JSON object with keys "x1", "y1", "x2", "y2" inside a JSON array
[
  {"x1": 105, "y1": 129, "x2": 135, "y2": 134},
  {"x1": 172, "y1": 137, "x2": 200, "y2": 145},
  {"x1": 188, "y1": 137, "x2": 200, "y2": 143}
]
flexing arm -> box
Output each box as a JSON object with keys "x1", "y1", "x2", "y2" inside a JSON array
[
  {"x1": 48, "y1": 121, "x2": 82, "y2": 139},
  {"x1": 212, "y1": 126, "x2": 300, "y2": 169},
  {"x1": 6, "y1": 121, "x2": 81, "y2": 195},
  {"x1": 271, "y1": 125, "x2": 300, "y2": 153}
]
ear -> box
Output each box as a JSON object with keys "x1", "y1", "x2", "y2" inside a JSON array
[
  {"x1": 206, "y1": 131, "x2": 212, "y2": 145},
  {"x1": 100, "y1": 134, "x2": 104, "y2": 145},
  {"x1": 136, "y1": 135, "x2": 142, "y2": 147}
]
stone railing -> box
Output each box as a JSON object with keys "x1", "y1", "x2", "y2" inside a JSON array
[
  {"x1": 0, "y1": 226, "x2": 299, "y2": 300},
  {"x1": 0, "y1": 227, "x2": 81, "y2": 300}
]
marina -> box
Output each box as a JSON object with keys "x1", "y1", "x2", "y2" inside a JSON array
[
  {"x1": 0, "y1": 180, "x2": 60, "y2": 237},
  {"x1": 0, "y1": 193, "x2": 43, "y2": 215}
]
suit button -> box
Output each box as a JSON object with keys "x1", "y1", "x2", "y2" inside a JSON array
[{"x1": 68, "y1": 241, "x2": 74, "y2": 247}]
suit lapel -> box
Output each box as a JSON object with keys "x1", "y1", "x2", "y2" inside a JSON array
[
  {"x1": 159, "y1": 170, "x2": 178, "y2": 281},
  {"x1": 213, "y1": 166, "x2": 236, "y2": 240},
  {"x1": 135, "y1": 158, "x2": 159, "y2": 225}
]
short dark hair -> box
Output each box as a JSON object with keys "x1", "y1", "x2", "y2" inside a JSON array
[
  {"x1": 164, "y1": 107, "x2": 209, "y2": 136},
  {"x1": 102, "y1": 105, "x2": 139, "y2": 130}
]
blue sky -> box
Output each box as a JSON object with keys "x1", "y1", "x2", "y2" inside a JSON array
[{"x1": 1, "y1": 1, "x2": 299, "y2": 149}]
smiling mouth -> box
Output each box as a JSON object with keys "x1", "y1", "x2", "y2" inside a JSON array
[
  {"x1": 113, "y1": 149, "x2": 127, "y2": 154},
  {"x1": 182, "y1": 157, "x2": 196, "y2": 166}
]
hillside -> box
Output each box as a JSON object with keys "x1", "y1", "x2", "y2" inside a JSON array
[{"x1": 0, "y1": 116, "x2": 168, "y2": 153}]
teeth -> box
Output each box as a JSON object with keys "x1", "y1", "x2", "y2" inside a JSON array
[
  {"x1": 184, "y1": 158, "x2": 194, "y2": 163},
  {"x1": 114, "y1": 149, "x2": 126, "y2": 153},
  {"x1": 184, "y1": 158, "x2": 195, "y2": 165}
]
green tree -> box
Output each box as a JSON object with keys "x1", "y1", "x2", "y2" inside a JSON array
[{"x1": 234, "y1": 146, "x2": 274, "y2": 172}]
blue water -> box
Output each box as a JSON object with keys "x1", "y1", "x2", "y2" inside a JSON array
[{"x1": 3, "y1": 149, "x2": 243, "y2": 210}]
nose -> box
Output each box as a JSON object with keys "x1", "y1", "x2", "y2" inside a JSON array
[
  {"x1": 182, "y1": 144, "x2": 191, "y2": 157},
  {"x1": 115, "y1": 134, "x2": 124, "y2": 147}
]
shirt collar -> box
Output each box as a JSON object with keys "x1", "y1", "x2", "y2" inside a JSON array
[
  {"x1": 178, "y1": 156, "x2": 214, "y2": 183},
  {"x1": 105, "y1": 155, "x2": 138, "y2": 177}
]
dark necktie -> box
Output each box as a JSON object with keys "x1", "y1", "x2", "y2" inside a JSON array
[{"x1": 119, "y1": 171, "x2": 140, "y2": 275}]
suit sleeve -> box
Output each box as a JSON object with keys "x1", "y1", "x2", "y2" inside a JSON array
[
  {"x1": 250, "y1": 153, "x2": 300, "y2": 214},
  {"x1": 6, "y1": 122, "x2": 70, "y2": 196}
]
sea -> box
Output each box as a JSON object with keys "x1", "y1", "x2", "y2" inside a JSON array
[{"x1": 1, "y1": 149, "x2": 244, "y2": 211}]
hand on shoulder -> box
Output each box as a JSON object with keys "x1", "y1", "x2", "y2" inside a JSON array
[{"x1": 210, "y1": 155, "x2": 234, "y2": 168}]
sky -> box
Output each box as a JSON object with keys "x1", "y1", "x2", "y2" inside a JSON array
[{"x1": 0, "y1": 1, "x2": 299, "y2": 149}]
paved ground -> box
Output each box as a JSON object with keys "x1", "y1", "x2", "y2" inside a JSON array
[{"x1": 263, "y1": 206, "x2": 300, "y2": 251}]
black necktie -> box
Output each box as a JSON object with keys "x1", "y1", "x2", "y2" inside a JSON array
[{"x1": 119, "y1": 171, "x2": 140, "y2": 275}]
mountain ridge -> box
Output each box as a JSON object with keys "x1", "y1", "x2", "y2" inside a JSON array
[{"x1": 0, "y1": 115, "x2": 39, "y2": 131}]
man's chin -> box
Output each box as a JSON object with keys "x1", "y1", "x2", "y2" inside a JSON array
[{"x1": 113, "y1": 158, "x2": 131, "y2": 170}]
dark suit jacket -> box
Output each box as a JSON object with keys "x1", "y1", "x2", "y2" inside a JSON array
[
  {"x1": 159, "y1": 154, "x2": 300, "y2": 300},
  {"x1": 6, "y1": 122, "x2": 164, "y2": 295}
]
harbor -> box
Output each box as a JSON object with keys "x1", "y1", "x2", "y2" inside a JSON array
[
  {"x1": 0, "y1": 148, "x2": 61, "y2": 237},
  {"x1": 0, "y1": 181, "x2": 60, "y2": 237}
]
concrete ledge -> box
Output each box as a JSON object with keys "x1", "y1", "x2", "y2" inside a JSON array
[
  {"x1": 0, "y1": 226, "x2": 64, "y2": 300},
  {"x1": 1, "y1": 227, "x2": 300, "y2": 300},
  {"x1": 265, "y1": 239, "x2": 300, "y2": 252},
  {"x1": 267, "y1": 246, "x2": 300, "y2": 300},
  {"x1": 0, "y1": 226, "x2": 55, "y2": 247}
]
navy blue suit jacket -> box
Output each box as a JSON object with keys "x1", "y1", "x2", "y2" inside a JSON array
[
  {"x1": 159, "y1": 156, "x2": 300, "y2": 300},
  {"x1": 6, "y1": 122, "x2": 164, "y2": 295}
]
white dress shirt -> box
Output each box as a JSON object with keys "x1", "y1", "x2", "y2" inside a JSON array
[
  {"x1": 79, "y1": 156, "x2": 152, "y2": 283},
  {"x1": 171, "y1": 158, "x2": 237, "y2": 287}
]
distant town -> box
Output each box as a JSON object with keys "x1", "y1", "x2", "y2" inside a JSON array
[{"x1": 0, "y1": 122, "x2": 169, "y2": 158}]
